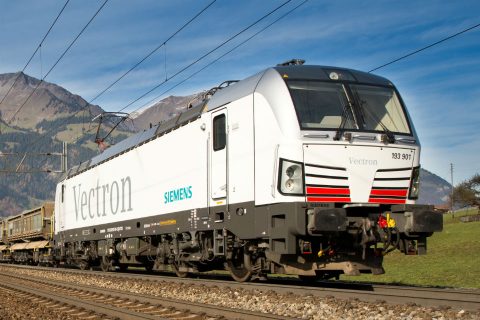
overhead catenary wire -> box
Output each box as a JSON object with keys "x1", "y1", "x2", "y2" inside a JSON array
[
  {"x1": 65, "y1": 0, "x2": 218, "y2": 143},
  {"x1": 8, "y1": 0, "x2": 109, "y2": 174},
  {"x1": 11, "y1": 2, "x2": 476, "y2": 152},
  {"x1": 0, "y1": 0, "x2": 71, "y2": 132},
  {"x1": 70, "y1": 0, "x2": 309, "y2": 145},
  {"x1": 76, "y1": 0, "x2": 217, "y2": 143},
  {"x1": 5, "y1": 0, "x2": 110, "y2": 126},
  {"x1": 23, "y1": 0, "x2": 293, "y2": 153},
  {"x1": 369, "y1": 22, "x2": 480, "y2": 73},
  {"x1": 132, "y1": 0, "x2": 309, "y2": 115},
  {"x1": 63, "y1": 16, "x2": 480, "y2": 175},
  {"x1": 117, "y1": 0, "x2": 293, "y2": 113},
  {"x1": 12, "y1": 0, "x2": 219, "y2": 161},
  {"x1": 88, "y1": 0, "x2": 217, "y2": 104}
]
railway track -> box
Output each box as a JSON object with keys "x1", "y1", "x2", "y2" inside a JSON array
[
  {"x1": 0, "y1": 264, "x2": 478, "y2": 318},
  {"x1": 62, "y1": 265, "x2": 480, "y2": 311},
  {"x1": 0, "y1": 268, "x2": 293, "y2": 320}
]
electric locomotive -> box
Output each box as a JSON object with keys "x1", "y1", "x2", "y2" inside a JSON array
[{"x1": 19, "y1": 60, "x2": 443, "y2": 281}]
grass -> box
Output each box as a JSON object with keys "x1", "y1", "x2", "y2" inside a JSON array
[
  {"x1": 55, "y1": 123, "x2": 93, "y2": 145},
  {"x1": 342, "y1": 216, "x2": 480, "y2": 289},
  {"x1": 443, "y1": 207, "x2": 479, "y2": 224},
  {"x1": 0, "y1": 125, "x2": 21, "y2": 133}
]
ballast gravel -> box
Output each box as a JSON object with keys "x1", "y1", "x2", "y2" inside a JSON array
[
  {"x1": 0, "y1": 284, "x2": 84, "y2": 320},
  {"x1": 0, "y1": 266, "x2": 478, "y2": 320}
]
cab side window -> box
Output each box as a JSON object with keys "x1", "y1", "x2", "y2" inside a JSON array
[{"x1": 213, "y1": 114, "x2": 226, "y2": 151}]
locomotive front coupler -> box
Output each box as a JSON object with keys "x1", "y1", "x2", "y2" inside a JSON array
[{"x1": 372, "y1": 204, "x2": 443, "y2": 255}]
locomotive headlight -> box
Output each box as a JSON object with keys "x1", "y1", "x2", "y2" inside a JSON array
[
  {"x1": 285, "y1": 179, "x2": 295, "y2": 191},
  {"x1": 278, "y1": 159, "x2": 304, "y2": 195},
  {"x1": 286, "y1": 164, "x2": 301, "y2": 178},
  {"x1": 408, "y1": 166, "x2": 421, "y2": 199}
]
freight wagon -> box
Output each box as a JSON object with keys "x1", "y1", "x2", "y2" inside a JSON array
[{"x1": 0, "y1": 203, "x2": 54, "y2": 264}]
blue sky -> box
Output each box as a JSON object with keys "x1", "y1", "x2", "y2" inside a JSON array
[{"x1": 0, "y1": 0, "x2": 479, "y2": 183}]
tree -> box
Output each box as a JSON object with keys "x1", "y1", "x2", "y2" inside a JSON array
[{"x1": 451, "y1": 173, "x2": 480, "y2": 208}]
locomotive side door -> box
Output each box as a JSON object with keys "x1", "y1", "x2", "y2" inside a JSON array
[
  {"x1": 210, "y1": 109, "x2": 228, "y2": 209},
  {"x1": 53, "y1": 182, "x2": 66, "y2": 236}
]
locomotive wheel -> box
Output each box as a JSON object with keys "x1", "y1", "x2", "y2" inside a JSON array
[
  {"x1": 227, "y1": 252, "x2": 252, "y2": 282},
  {"x1": 144, "y1": 263, "x2": 154, "y2": 272},
  {"x1": 78, "y1": 260, "x2": 89, "y2": 271},
  {"x1": 101, "y1": 257, "x2": 111, "y2": 272},
  {"x1": 172, "y1": 261, "x2": 189, "y2": 278}
]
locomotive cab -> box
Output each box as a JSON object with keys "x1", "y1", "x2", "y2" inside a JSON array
[{"x1": 230, "y1": 61, "x2": 443, "y2": 279}]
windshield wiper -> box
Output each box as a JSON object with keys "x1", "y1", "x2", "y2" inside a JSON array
[
  {"x1": 334, "y1": 104, "x2": 354, "y2": 140},
  {"x1": 356, "y1": 97, "x2": 395, "y2": 143}
]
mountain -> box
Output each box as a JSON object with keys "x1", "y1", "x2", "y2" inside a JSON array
[
  {"x1": 0, "y1": 72, "x2": 103, "y2": 130},
  {"x1": 0, "y1": 71, "x2": 452, "y2": 216},
  {"x1": 0, "y1": 72, "x2": 132, "y2": 216},
  {"x1": 418, "y1": 168, "x2": 452, "y2": 205}
]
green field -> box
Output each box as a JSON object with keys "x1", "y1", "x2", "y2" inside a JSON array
[{"x1": 342, "y1": 209, "x2": 480, "y2": 288}]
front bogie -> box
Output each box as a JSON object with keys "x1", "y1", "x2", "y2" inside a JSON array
[{"x1": 264, "y1": 202, "x2": 441, "y2": 278}]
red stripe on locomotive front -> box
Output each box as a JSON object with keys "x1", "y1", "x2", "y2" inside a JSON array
[
  {"x1": 306, "y1": 187, "x2": 350, "y2": 195},
  {"x1": 368, "y1": 198, "x2": 407, "y2": 204},
  {"x1": 370, "y1": 189, "x2": 408, "y2": 197},
  {"x1": 307, "y1": 196, "x2": 351, "y2": 203}
]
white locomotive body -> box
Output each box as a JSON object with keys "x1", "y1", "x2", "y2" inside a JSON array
[{"x1": 53, "y1": 62, "x2": 442, "y2": 280}]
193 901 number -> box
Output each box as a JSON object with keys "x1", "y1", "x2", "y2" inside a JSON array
[{"x1": 392, "y1": 152, "x2": 411, "y2": 160}]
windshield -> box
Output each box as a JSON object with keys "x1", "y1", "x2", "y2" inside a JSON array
[
  {"x1": 288, "y1": 81, "x2": 356, "y2": 130},
  {"x1": 286, "y1": 80, "x2": 411, "y2": 134},
  {"x1": 350, "y1": 84, "x2": 410, "y2": 134}
]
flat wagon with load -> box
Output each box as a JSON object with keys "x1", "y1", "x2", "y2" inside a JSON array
[
  {"x1": 0, "y1": 218, "x2": 10, "y2": 262},
  {"x1": 1, "y1": 203, "x2": 54, "y2": 264}
]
